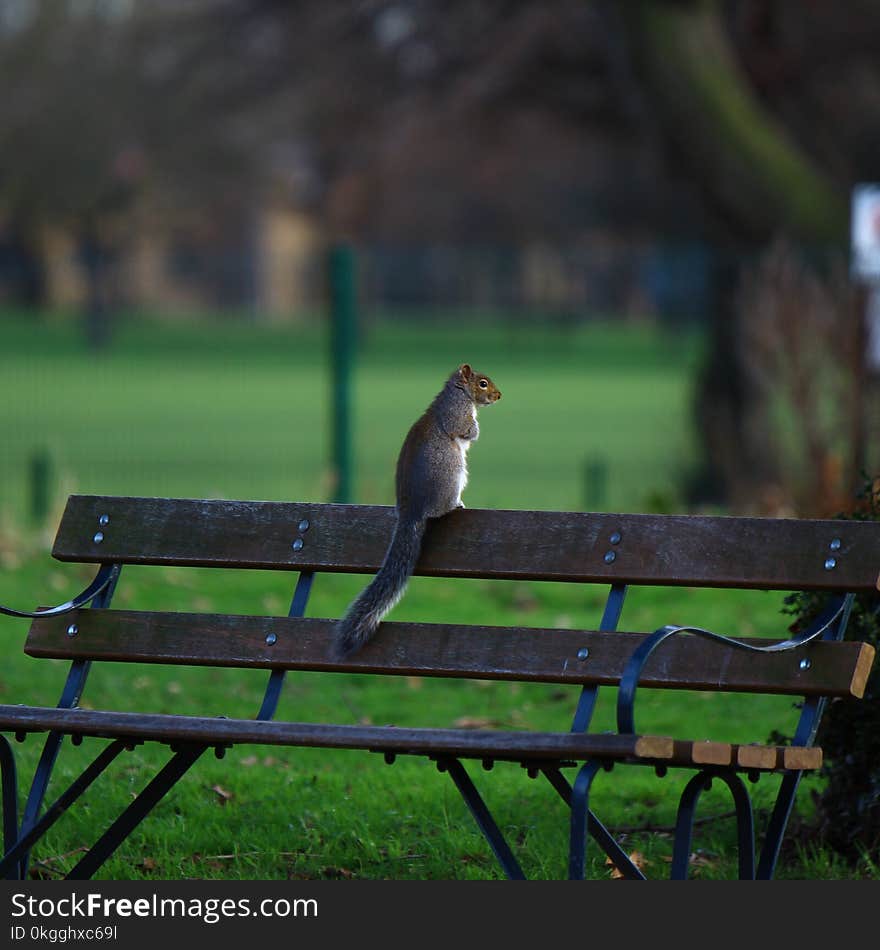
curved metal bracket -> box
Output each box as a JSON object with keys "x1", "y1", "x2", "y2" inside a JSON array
[
  {"x1": 617, "y1": 593, "x2": 852, "y2": 734},
  {"x1": 671, "y1": 770, "x2": 755, "y2": 879},
  {"x1": 0, "y1": 563, "x2": 119, "y2": 620}
]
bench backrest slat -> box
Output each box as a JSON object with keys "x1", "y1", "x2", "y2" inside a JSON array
[
  {"x1": 26, "y1": 609, "x2": 875, "y2": 699},
  {"x1": 52, "y1": 495, "x2": 880, "y2": 592}
]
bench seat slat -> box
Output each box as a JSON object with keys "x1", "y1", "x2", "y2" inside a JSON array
[
  {"x1": 51, "y1": 495, "x2": 880, "y2": 592},
  {"x1": 26, "y1": 609, "x2": 875, "y2": 699},
  {"x1": 0, "y1": 705, "x2": 820, "y2": 772},
  {"x1": 0, "y1": 704, "x2": 670, "y2": 762}
]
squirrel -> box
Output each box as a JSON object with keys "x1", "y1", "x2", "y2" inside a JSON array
[{"x1": 333, "y1": 363, "x2": 502, "y2": 659}]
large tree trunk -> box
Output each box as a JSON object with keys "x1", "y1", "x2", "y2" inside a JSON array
[
  {"x1": 623, "y1": 0, "x2": 845, "y2": 241},
  {"x1": 623, "y1": 0, "x2": 849, "y2": 509}
]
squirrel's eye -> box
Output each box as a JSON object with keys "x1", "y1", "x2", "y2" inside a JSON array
[{"x1": 479, "y1": 379, "x2": 488, "y2": 389}]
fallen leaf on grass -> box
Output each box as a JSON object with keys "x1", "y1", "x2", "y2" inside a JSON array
[
  {"x1": 661, "y1": 851, "x2": 719, "y2": 873},
  {"x1": 28, "y1": 847, "x2": 88, "y2": 880},
  {"x1": 238, "y1": 754, "x2": 280, "y2": 768},
  {"x1": 691, "y1": 852, "x2": 719, "y2": 871},
  {"x1": 452, "y1": 716, "x2": 503, "y2": 729},
  {"x1": 606, "y1": 851, "x2": 649, "y2": 879},
  {"x1": 210, "y1": 784, "x2": 234, "y2": 805}
]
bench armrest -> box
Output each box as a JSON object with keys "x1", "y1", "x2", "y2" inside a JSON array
[
  {"x1": 0, "y1": 563, "x2": 119, "y2": 620},
  {"x1": 616, "y1": 592, "x2": 853, "y2": 734}
]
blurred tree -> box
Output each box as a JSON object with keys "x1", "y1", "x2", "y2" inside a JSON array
[
  {"x1": 0, "y1": 1, "x2": 288, "y2": 340},
  {"x1": 735, "y1": 239, "x2": 856, "y2": 515},
  {"x1": 5, "y1": 1, "x2": 873, "y2": 257},
  {"x1": 621, "y1": 0, "x2": 872, "y2": 513},
  {"x1": 623, "y1": 1, "x2": 846, "y2": 239}
]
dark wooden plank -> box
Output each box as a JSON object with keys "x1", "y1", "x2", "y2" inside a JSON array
[
  {"x1": 51, "y1": 495, "x2": 880, "y2": 592},
  {"x1": 26, "y1": 609, "x2": 875, "y2": 698},
  {"x1": 0, "y1": 704, "x2": 671, "y2": 763},
  {"x1": 0, "y1": 705, "x2": 819, "y2": 771}
]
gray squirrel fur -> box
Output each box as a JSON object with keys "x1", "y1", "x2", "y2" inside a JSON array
[{"x1": 332, "y1": 363, "x2": 501, "y2": 659}]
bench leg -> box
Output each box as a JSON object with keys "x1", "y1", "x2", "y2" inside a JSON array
[
  {"x1": 755, "y1": 688, "x2": 824, "y2": 879},
  {"x1": 65, "y1": 744, "x2": 205, "y2": 880},
  {"x1": 16, "y1": 570, "x2": 121, "y2": 876},
  {"x1": 541, "y1": 766, "x2": 646, "y2": 880},
  {"x1": 569, "y1": 761, "x2": 604, "y2": 880},
  {"x1": 0, "y1": 740, "x2": 128, "y2": 880},
  {"x1": 755, "y1": 771, "x2": 801, "y2": 880},
  {"x1": 0, "y1": 736, "x2": 18, "y2": 879},
  {"x1": 438, "y1": 757, "x2": 526, "y2": 880},
  {"x1": 671, "y1": 770, "x2": 755, "y2": 880}
]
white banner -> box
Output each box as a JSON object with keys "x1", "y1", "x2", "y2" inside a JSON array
[{"x1": 852, "y1": 184, "x2": 880, "y2": 282}]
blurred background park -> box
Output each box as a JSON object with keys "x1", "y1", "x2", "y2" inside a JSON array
[{"x1": 1, "y1": 0, "x2": 880, "y2": 528}]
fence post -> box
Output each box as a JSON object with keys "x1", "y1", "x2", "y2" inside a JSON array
[
  {"x1": 583, "y1": 456, "x2": 608, "y2": 511},
  {"x1": 30, "y1": 449, "x2": 51, "y2": 525},
  {"x1": 328, "y1": 243, "x2": 357, "y2": 503}
]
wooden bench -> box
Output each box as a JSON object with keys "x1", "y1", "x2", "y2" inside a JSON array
[{"x1": 0, "y1": 494, "x2": 876, "y2": 880}]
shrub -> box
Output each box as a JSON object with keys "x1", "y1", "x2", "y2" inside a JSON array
[{"x1": 783, "y1": 478, "x2": 880, "y2": 862}]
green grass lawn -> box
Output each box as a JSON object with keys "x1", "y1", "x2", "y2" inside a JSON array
[
  {"x1": 0, "y1": 309, "x2": 867, "y2": 879},
  {"x1": 0, "y1": 308, "x2": 701, "y2": 516}
]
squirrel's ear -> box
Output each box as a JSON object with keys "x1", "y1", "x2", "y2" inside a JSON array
[{"x1": 458, "y1": 363, "x2": 472, "y2": 379}]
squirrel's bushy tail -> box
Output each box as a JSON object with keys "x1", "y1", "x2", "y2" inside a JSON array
[{"x1": 333, "y1": 514, "x2": 427, "y2": 659}]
